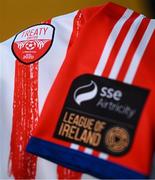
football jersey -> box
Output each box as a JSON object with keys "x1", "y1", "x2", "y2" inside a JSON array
[
  {"x1": 27, "y1": 2, "x2": 155, "y2": 179},
  {"x1": 0, "y1": 10, "x2": 91, "y2": 179}
]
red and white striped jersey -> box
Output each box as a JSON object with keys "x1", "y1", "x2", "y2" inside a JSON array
[
  {"x1": 27, "y1": 2, "x2": 155, "y2": 179},
  {"x1": 0, "y1": 10, "x2": 94, "y2": 179}
]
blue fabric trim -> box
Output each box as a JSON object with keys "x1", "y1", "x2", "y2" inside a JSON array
[{"x1": 27, "y1": 137, "x2": 148, "y2": 179}]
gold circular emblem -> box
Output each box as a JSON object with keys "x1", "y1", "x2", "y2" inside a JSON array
[{"x1": 105, "y1": 127, "x2": 130, "y2": 153}]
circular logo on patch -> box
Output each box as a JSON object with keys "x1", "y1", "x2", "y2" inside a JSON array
[
  {"x1": 105, "y1": 127, "x2": 130, "y2": 153},
  {"x1": 12, "y1": 24, "x2": 55, "y2": 64},
  {"x1": 25, "y1": 41, "x2": 37, "y2": 50}
]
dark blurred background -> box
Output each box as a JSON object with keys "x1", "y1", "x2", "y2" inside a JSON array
[
  {"x1": 149, "y1": 0, "x2": 155, "y2": 17},
  {"x1": 0, "y1": 0, "x2": 155, "y2": 178}
]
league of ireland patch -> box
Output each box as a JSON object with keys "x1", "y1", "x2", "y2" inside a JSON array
[{"x1": 54, "y1": 74, "x2": 149, "y2": 156}]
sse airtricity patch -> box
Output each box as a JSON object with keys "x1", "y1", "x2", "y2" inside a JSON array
[
  {"x1": 54, "y1": 74, "x2": 149, "y2": 156},
  {"x1": 12, "y1": 24, "x2": 55, "y2": 64}
]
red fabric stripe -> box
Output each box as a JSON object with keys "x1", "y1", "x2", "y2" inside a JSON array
[
  {"x1": 102, "y1": 12, "x2": 139, "y2": 78},
  {"x1": 10, "y1": 61, "x2": 39, "y2": 179},
  {"x1": 92, "y1": 150, "x2": 100, "y2": 157},
  {"x1": 79, "y1": 146, "x2": 86, "y2": 152}
]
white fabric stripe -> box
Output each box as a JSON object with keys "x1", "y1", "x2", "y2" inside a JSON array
[
  {"x1": 99, "y1": 153, "x2": 108, "y2": 160},
  {"x1": 84, "y1": 148, "x2": 93, "y2": 154},
  {"x1": 98, "y1": 153, "x2": 108, "y2": 160},
  {"x1": 70, "y1": 143, "x2": 79, "y2": 150},
  {"x1": 124, "y1": 20, "x2": 155, "y2": 84},
  {"x1": 0, "y1": 41, "x2": 16, "y2": 178},
  {"x1": 94, "y1": 9, "x2": 133, "y2": 75},
  {"x1": 109, "y1": 15, "x2": 144, "y2": 79},
  {"x1": 38, "y1": 11, "x2": 78, "y2": 114}
]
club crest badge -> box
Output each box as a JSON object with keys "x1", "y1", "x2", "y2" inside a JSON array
[{"x1": 12, "y1": 24, "x2": 55, "y2": 64}]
